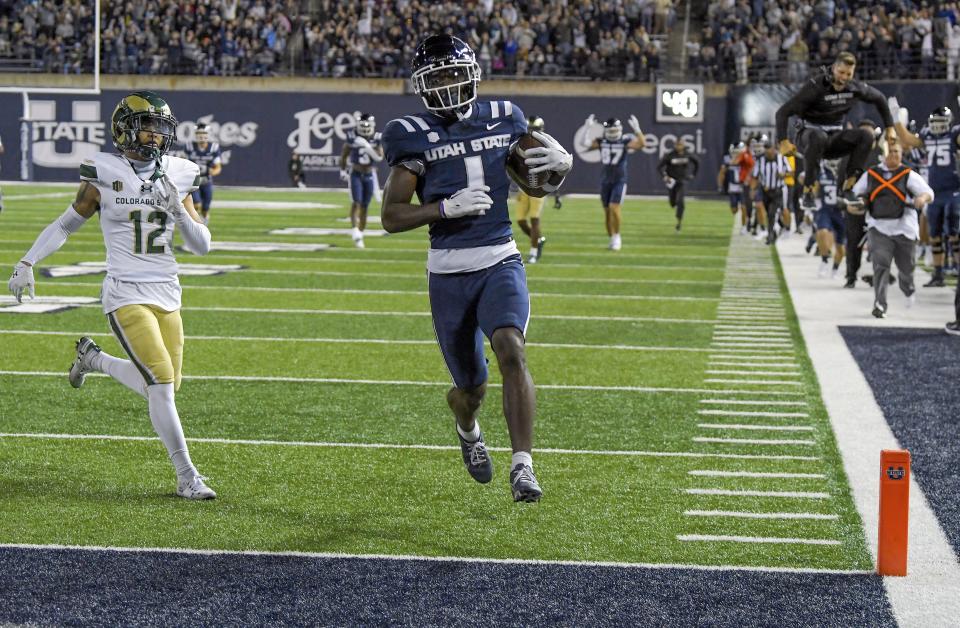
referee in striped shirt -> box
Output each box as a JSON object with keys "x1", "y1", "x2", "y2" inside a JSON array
[{"x1": 750, "y1": 139, "x2": 791, "y2": 245}]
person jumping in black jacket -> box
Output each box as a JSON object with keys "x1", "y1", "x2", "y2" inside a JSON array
[
  {"x1": 775, "y1": 52, "x2": 896, "y2": 213},
  {"x1": 658, "y1": 139, "x2": 699, "y2": 231}
]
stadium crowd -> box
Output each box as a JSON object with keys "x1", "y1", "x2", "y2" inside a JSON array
[
  {"x1": 0, "y1": 0, "x2": 676, "y2": 81},
  {"x1": 698, "y1": 0, "x2": 960, "y2": 84}
]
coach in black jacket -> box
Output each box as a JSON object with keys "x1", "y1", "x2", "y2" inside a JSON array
[
  {"x1": 658, "y1": 139, "x2": 699, "y2": 231},
  {"x1": 776, "y1": 52, "x2": 896, "y2": 210}
]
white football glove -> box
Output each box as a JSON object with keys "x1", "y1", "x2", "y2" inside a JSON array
[
  {"x1": 8, "y1": 261, "x2": 35, "y2": 303},
  {"x1": 524, "y1": 131, "x2": 573, "y2": 175},
  {"x1": 663, "y1": 176, "x2": 676, "y2": 189},
  {"x1": 586, "y1": 114, "x2": 597, "y2": 126},
  {"x1": 155, "y1": 176, "x2": 185, "y2": 219},
  {"x1": 887, "y1": 97, "x2": 901, "y2": 125},
  {"x1": 353, "y1": 137, "x2": 371, "y2": 150},
  {"x1": 628, "y1": 114, "x2": 642, "y2": 135},
  {"x1": 339, "y1": 169, "x2": 350, "y2": 182},
  {"x1": 440, "y1": 185, "x2": 492, "y2": 219}
]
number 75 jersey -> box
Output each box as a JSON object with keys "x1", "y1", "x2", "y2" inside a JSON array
[
  {"x1": 382, "y1": 101, "x2": 527, "y2": 250},
  {"x1": 80, "y1": 152, "x2": 200, "y2": 282}
]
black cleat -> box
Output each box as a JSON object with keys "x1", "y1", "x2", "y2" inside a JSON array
[
  {"x1": 553, "y1": 196, "x2": 562, "y2": 210},
  {"x1": 862, "y1": 275, "x2": 874, "y2": 287},
  {"x1": 510, "y1": 463, "x2": 542, "y2": 502},
  {"x1": 872, "y1": 303, "x2": 886, "y2": 319},
  {"x1": 946, "y1": 321, "x2": 960, "y2": 336},
  {"x1": 536, "y1": 236, "x2": 546, "y2": 260},
  {"x1": 924, "y1": 276, "x2": 946, "y2": 287},
  {"x1": 458, "y1": 430, "x2": 493, "y2": 484},
  {"x1": 843, "y1": 278, "x2": 856, "y2": 289},
  {"x1": 800, "y1": 189, "x2": 817, "y2": 212}
]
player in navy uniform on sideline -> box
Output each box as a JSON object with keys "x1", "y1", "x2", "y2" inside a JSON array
[
  {"x1": 380, "y1": 34, "x2": 572, "y2": 502},
  {"x1": 582, "y1": 115, "x2": 645, "y2": 250},
  {"x1": 894, "y1": 103, "x2": 960, "y2": 287},
  {"x1": 182, "y1": 122, "x2": 222, "y2": 225},
  {"x1": 340, "y1": 113, "x2": 384, "y2": 248},
  {"x1": 814, "y1": 159, "x2": 846, "y2": 278}
]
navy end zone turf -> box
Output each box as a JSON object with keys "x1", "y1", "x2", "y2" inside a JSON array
[
  {"x1": 0, "y1": 547, "x2": 895, "y2": 626},
  {"x1": 841, "y1": 326, "x2": 960, "y2": 560}
]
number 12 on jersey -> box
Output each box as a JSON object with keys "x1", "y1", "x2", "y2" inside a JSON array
[{"x1": 130, "y1": 210, "x2": 168, "y2": 254}]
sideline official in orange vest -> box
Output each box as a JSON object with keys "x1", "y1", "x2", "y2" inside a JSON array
[{"x1": 851, "y1": 142, "x2": 934, "y2": 318}]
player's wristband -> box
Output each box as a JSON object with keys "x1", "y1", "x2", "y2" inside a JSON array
[{"x1": 439, "y1": 200, "x2": 447, "y2": 219}]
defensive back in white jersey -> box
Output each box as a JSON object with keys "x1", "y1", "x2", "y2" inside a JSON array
[{"x1": 80, "y1": 153, "x2": 200, "y2": 284}]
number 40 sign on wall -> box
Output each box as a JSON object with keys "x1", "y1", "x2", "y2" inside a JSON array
[{"x1": 656, "y1": 84, "x2": 704, "y2": 123}]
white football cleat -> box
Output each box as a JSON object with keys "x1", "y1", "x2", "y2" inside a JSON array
[
  {"x1": 177, "y1": 474, "x2": 217, "y2": 500},
  {"x1": 831, "y1": 266, "x2": 841, "y2": 279},
  {"x1": 68, "y1": 336, "x2": 102, "y2": 389},
  {"x1": 905, "y1": 292, "x2": 916, "y2": 309},
  {"x1": 818, "y1": 260, "x2": 830, "y2": 278}
]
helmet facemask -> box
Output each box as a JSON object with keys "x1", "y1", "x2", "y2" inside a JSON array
[
  {"x1": 603, "y1": 123, "x2": 623, "y2": 141},
  {"x1": 412, "y1": 59, "x2": 481, "y2": 116},
  {"x1": 929, "y1": 114, "x2": 952, "y2": 135},
  {"x1": 356, "y1": 116, "x2": 376, "y2": 138},
  {"x1": 124, "y1": 112, "x2": 177, "y2": 160}
]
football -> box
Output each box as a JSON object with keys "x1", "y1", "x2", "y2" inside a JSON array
[{"x1": 507, "y1": 133, "x2": 551, "y2": 194}]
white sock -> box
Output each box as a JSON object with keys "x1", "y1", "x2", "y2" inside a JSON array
[
  {"x1": 512, "y1": 451, "x2": 533, "y2": 469},
  {"x1": 456, "y1": 421, "x2": 481, "y2": 442},
  {"x1": 529, "y1": 247, "x2": 537, "y2": 258},
  {"x1": 352, "y1": 227, "x2": 361, "y2": 239},
  {"x1": 146, "y1": 383, "x2": 196, "y2": 478},
  {"x1": 95, "y1": 351, "x2": 148, "y2": 399}
]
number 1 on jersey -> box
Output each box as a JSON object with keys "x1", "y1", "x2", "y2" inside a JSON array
[{"x1": 464, "y1": 155, "x2": 485, "y2": 188}]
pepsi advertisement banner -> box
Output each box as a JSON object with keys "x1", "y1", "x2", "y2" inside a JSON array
[{"x1": 0, "y1": 89, "x2": 726, "y2": 195}]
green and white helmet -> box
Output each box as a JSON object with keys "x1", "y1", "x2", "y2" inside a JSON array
[{"x1": 111, "y1": 91, "x2": 178, "y2": 160}]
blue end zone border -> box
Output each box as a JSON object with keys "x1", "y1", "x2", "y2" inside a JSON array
[
  {"x1": 0, "y1": 547, "x2": 895, "y2": 626},
  {"x1": 840, "y1": 326, "x2": 960, "y2": 561}
]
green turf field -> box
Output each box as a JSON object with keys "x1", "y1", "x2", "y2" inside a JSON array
[{"x1": 0, "y1": 184, "x2": 872, "y2": 570}]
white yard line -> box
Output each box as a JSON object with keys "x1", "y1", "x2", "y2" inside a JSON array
[
  {"x1": 0, "y1": 432, "x2": 822, "y2": 461},
  {"x1": 705, "y1": 370, "x2": 801, "y2": 376},
  {"x1": 777, "y1": 236, "x2": 960, "y2": 626},
  {"x1": 0, "y1": 542, "x2": 872, "y2": 575},
  {"x1": 0, "y1": 371, "x2": 806, "y2": 396},
  {"x1": 696, "y1": 409, "x2": 808, "y2": 417},
  {"x1": 685, "y1": 488, "x2": 831, "y2": 499},
  {"x1": 703, "y1": 379, "x2": 802, "y2": 386},
  {"x1": 693, "y1": 436, "x2": 815, "y2": 446},
  {"x1": 707, "y1": 362, "x2": 799, "y2": 368},
  {"x1": 683, "y1": 510, "x2": 838, "y2": 520},
  {"x1": 677, "y1": 534, "x2": 840, "y2": 546},
  {"x1": 696, "y1": 424, "x2": 815, "y2": 432},
  {"x1": 688, "y1": 470, "x2": 824, "y2": 479},
  {"x1": 0, "y1": 329, "x2": 707, "y2": 354},
  {"x1": 698, "y1": 399, "x2": 808, "y2": 406}
]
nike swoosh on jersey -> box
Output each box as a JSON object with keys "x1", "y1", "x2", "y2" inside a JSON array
[{"x1": 486, "y1": 123, "x2": 502, "y2": 130}]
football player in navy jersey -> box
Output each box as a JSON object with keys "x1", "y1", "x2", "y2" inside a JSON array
[
  {"x1": 814, "y1": 159, "x2": 846, "y2": 278},
  {"x1": 340, "y1": 113, "x2": 384, "y2": 248},
  {"x1": 380, "y1": 34, "x2": 572, "y2": 502},
  {"x1": 182, "y1": 122, "x2": 222, "y2": 225},
  {"x1": 894, "y1": 103, "x2": 960, "y2": 286},
  {"x1": 582, "y1": 115, "x2": 645, "y2": 250}
]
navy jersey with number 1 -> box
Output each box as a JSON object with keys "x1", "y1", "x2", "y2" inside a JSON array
[{"x1": 382, "y1": 100, "x2": 527, "y2": 250}]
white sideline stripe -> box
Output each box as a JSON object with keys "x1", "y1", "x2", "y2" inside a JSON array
[
  {"x1": 697, "y1": 409, "x2": 808, "y2": 417},
  {"x1": 693, "y1": 436, "x2": 815, "y2": 446},
  {"x1": 707, "y1": 362, "x2": 799, "y2": 368},
  {"x1": 708, "y1": 354, "x2": 798, "y2": 361},
  {"x1": 0, "y1": 329, "x2": 705, "y2": 354},
  {"x1": 30, "y1": 280, "x2": 716, "y2": 303},
  {"x1": 705, "y1": 370, "x2": 801, "y2": 376},
  {"x1": 699, "y1": 399, "x2": 808, "y2": 406},
  {"x1": 677, "y1": 535, "x2": 841, "y2": 546},
  {"x1": 683, "y1": 510, "x2": 838, "y2": 520},
  {"x1": 0, "y1": 543, "x2": 872, "y2": 575},
  {"x1": 0, "y1": 371, "x2": 805, "y2": 396},
  {"x1": 688, "y1": 470, "x2": 824, "y2": 479},
  {"x1": 685, "y1": 488, "x2": 831, "y2": 499},
  {"x1": 777, "y1": 237, "x2": 960, "y2": 624},
  {"x1": 704, "y1": 379, "x2": 802, "y2": 386},
  {"x1": 0, "y1": 433, "x2": 821, "y2": 461},
  {"x1": 696, "y1": 424, "x2": 815, "y2": 432}
]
